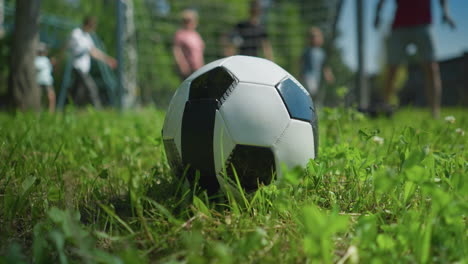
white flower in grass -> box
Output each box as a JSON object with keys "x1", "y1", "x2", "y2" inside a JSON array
[
  {"x1": 348, "y1": 245, "x2": 359, "y2": 264},
  {"x1": 372, "y1": 136, "x2": 384, "y2": 145},
  {"x1": 423, "y1": 145, "x2": 431, "y2": 155},
  {"x1": 444, "y1": 115, "x2": 456, "y2": 124},
  {"x1": 455, "y1": 128, "x2": 465, "y2": 136},
  {"x1": 338, "y1": 245, "x2": 359, "y2": 264}
]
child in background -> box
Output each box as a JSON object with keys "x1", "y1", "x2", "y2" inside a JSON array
[
  {"x1": 301, "y1": 27, "x2": 334, "y2": 107},
  {"x1": 35, "y1": 43, "x2": 56, "y2": 113},
  {"x1": 173, "y1": 9, "x2": 205, "y2": 79}
]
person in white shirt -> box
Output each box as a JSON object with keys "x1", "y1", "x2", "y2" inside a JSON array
[
  {"x1": 35, "y1": 43, "x2": 56, "y2": 113},
  {"x1": 68, "y1": 16, "x2": 117, "y2": 108}
]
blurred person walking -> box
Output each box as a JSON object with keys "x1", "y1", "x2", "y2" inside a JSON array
[
  {"x1": 68, "y1": 16, "x2": 117, "y2": 108},
  {"x1": 225, "y1": 0, "x2": 273, "y2": 60},
  {"x1": 35, "y1": 43, "x2": 56, "y2": 113},
  {"x1": 374, "y1": 0, "x2": 456, "y2": 118},
  {"x1": 173, "y1": 9, "x2": 205, "y2": 79},
  {"x1": 301, "y1": 27, "x2": 334, "y2": 107}
]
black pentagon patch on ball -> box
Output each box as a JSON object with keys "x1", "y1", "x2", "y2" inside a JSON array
[
  {"x1": 189, "y1": 66, "x2": 238, "y2": 104},
  {"x1": 225, "y1": 145, "x2": 275, "y2": 192},
  {"x1": 181, "y1": 99, "x2": 220, "y2": 194},
  {"x1": 276, "y1": 78, "x2": 319, "y2": 156},
  {"x1": 275, "y1": 78, "x2": 314, "y2": 122},
  {"x1": 179, "y1": 67, "x2": 239, "y2": 194}
]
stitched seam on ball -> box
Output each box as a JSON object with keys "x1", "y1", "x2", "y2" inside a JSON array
[
  {"x1": 274, "y1": 121, "x2": 291, "y2": 147},
  {"x1": 218, "y1": 67, "x2": 239, "y2": 108}
]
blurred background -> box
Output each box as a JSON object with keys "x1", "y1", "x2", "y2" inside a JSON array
[{"x1": 0, "y1": 0, "x2": 466, "y2": 110}]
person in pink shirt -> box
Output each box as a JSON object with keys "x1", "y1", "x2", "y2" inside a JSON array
[
  {"x1": 375, "y1": 0, "x2": 456, "y2": 118},
  {"x1": 173, "y1": 9, "x2": 205, "y2": 79}
]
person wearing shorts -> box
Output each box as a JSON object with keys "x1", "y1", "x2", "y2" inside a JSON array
[
  {"x1": 224, "y1": 0, "x2": 273, "y2": 60},
  {"x1": 301, "y1": 27, "x2": 334, "y2": 107},
  {"x1": 68, "y1": 16, "x2": 117, "y2": 108},
  {"x1": 172, "y1": 9, "x2": 205, "y2": 80},
  {"x1": 374, "y1": 0, "x2": 456, "y2": 118},
  {"x1": 35, "y1": 43, "x2": 56, "y2": 113}
]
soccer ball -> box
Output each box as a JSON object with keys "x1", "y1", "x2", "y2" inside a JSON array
[{"x1": 162, "y1": 56, "x2": 318, "y2": 193}]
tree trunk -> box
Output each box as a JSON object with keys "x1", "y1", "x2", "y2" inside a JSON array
[
  {"x1": 123, "y1": 0, "x2": 139, "y2": 108},
  {"x1": 8, "y1": 0, "x2": 41, "y2": 111}
]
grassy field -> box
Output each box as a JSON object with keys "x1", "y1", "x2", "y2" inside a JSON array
[{"x1": 0, "y1": 107, "x2": 466, "y2": 263}]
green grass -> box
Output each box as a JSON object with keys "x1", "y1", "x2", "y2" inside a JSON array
[{"x1": 0, "y1": 107, "x2": 466, "y2": 263}]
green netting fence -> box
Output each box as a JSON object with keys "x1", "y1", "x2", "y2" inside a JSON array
[{"x1": 1, "y1": 0, "x2": 352, "y2": 108}]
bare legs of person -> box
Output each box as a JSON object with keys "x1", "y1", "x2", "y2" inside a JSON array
[
  {"x1": 382, "y1": 65, "x2": 398, "y2": 116},
  {"x1": 421, "y1": 61, "x2": 441, "y2": 119},
  {"x1": 47, "y1": 88, "x2": 56, "y2": 113},
  {"x1": 71, "y1": 69, "x2": 102, "y2": 109},
  {"x1": 383, "y1": 65, "x2": 398, "y2": 104},
  {"x1": 383, "y1": 62, "x2": 441, "y2": 119},
  {"x1": 40, "y1": 85, "x2": 56, "y2": 113}
]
